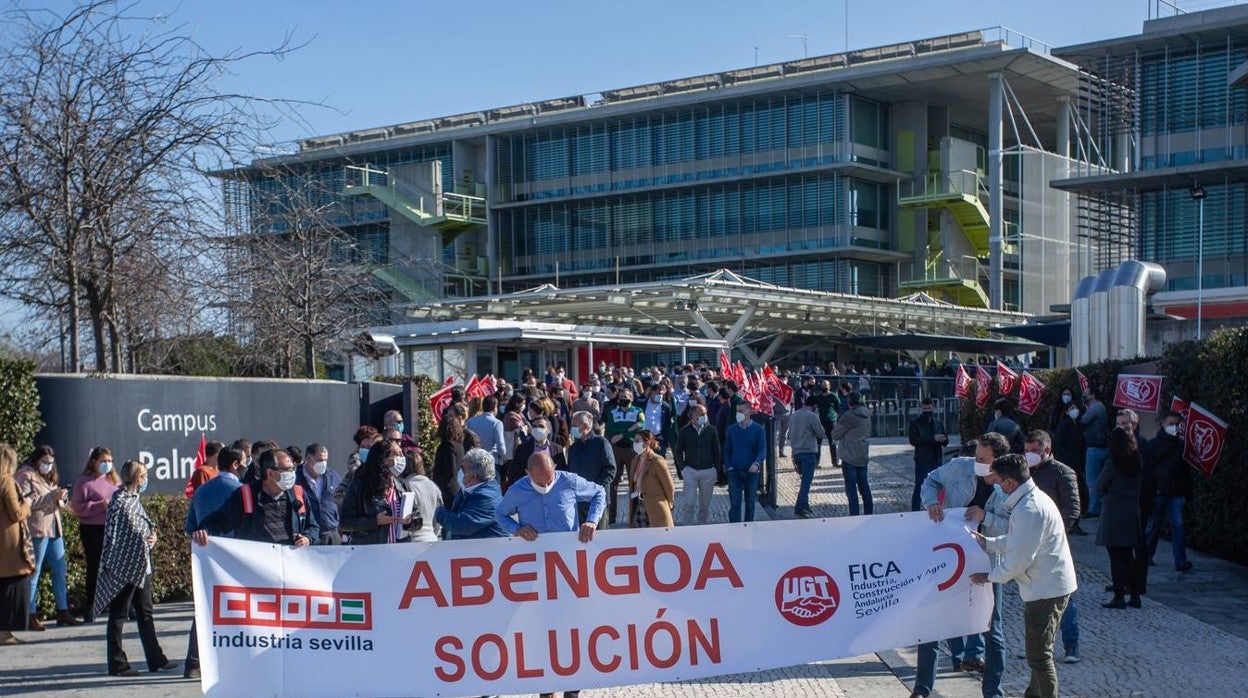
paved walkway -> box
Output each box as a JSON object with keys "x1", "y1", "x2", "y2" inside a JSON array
[{"x1": 3, "y1": 437, "x2": 1247, "y2": 697}]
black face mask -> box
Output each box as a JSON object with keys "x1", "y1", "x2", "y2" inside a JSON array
[{"x1": 619, "y1": 398, "x2": 630, "y2": 406}]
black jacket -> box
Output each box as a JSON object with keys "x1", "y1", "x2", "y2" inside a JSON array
[
  {"x1": 566, "y1": 435, "x2": 616, "y2": 490},
  {"x1": 506, "y1": 438, "x2": 567, "y2": 491},
  {"x1": 432, "y1": 440, "x2": 464, "y2": 506},
  {"x1": 339, "y1": 475, "x2": 417, "y2": 545},
  {"x1": 1050, "y1": 412, "x2": 1085, "y2": 470},
  {"x1": 1146, "y1": 430, "x2": 1190, "y2": 498},
  {"x1": 907, "y1": 413, "x2": 946, "y2": 465},
  {"x1": 197, "y1": 480, "x2": 319, "y2": 544},
  {"x1": 674, "y1": 424, "x2": 722, "y2": 471}
]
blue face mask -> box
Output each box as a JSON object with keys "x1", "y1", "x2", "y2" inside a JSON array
[
  {"x1": 396, "y1": 422, "x2": 406, "y2": 434},
  {"x1": 359, "y1": 447, "x2": 370, "y2": 462},
  {"x1": 992, "y1": 483, "x2": 1005, "y2": 498},
  {"x1": 456, "y1": 468, "x2": 466, "y2": 490},
  {"x1": 139, "y1": 478, "x2": 149, "y2": 494},
  {"x1": 570, "y1": 426, "x2": 582, "y2": 439}
]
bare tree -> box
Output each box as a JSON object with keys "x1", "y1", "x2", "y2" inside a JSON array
[
  {"x1": 0, "y1": 1, "x2": 307, "y2": 372},
  {"x1": 229, "y1": 168, "x2": 388, "y2": 379}
]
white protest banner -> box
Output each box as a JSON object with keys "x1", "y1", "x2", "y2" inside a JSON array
[{"x1": 192, "y1": 512, "x2": 992, "y2": 698}]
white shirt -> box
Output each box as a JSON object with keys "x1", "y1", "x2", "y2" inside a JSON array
[{"x1": 984, "y1": 479, "x2": 1078, "y2": 602}]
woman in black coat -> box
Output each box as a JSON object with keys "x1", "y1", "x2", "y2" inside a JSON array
[
  {"x1": 340, "y1": 439, "x2": 416, "y2": 545},
  {"x1": 1050, "y1": 387, "x2": 1087, "y2": 527},
  {"x1": 1096, "y1": 426, "x2": 1145, "y2": 608}
]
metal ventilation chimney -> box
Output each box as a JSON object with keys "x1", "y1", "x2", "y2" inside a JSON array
[
  {"x1": 1109, "y1": 261, "x2": 1167, "y2": 359},
  {"x1": 1088, "y1": 268, "x2": 1117, "y2": 363},
  {"x1": 1069, "y1": 276, "x2": 1097, "y2": 366}
]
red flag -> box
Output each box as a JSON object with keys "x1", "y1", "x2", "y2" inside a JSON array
[
  {"x1": 764, "y1": 364, "x2": 793, "y2": 406},
  {"x1": 443, "y1": 376, "x2": 456, "y2": 388},
  {"x1": 479, "y1": 375, "x2": 498, "y2": 397},
  {"x1": 719, "y1": 352, "x2": 732, "y2": 380},
  {"x1": 183, "y1": 433, "x2": 208, "y2": 498},
  {"x1": 954, "y1": 364, "x2": 972, "y2": 399},
  {"x1": 1113, "y1": 374, "x2": 1163, "y2": 412},
  {"x1": 1182, "y1": 401, "x2": 1228, "y2": 477},
  {"x1": 996, "y1": 361, "x2": 1019, "y2": 396},
  {"x1": 733, "y1": 361, "x2": 747, "y2": 388},
  {"x1": 429, "y1": 384, "x2": 455, "y2": 424},
  {"x1": 974, "y1": 366, "x2": 992, "y2": 408},
  {"x1": 1170, "y1": 396, "x2": 1189, "y2": 418},
  {"x1": 1017, "y1": 372, "x2": 1046, "y2": 415},
  {"x1": 753, "y1": 370, "x2": 773, "y2": 414},
  {"x1": 1075, "y1": 368, "x2": 1090, "y2": 396},
  {"x1": 464, "y1": 375, "x2": 484, "y2": 399}
]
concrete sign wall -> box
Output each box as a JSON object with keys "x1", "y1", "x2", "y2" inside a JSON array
[{"x1": 34, "y1": 375, "x2": 367, "y2": 496}]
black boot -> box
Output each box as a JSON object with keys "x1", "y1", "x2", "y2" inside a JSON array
[{"x1": 1102, "y1": 596, "x2": 1126, "y2": 609}]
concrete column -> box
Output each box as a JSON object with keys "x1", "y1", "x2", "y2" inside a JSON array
[
  {"x1": 1056, "y1": 97, "x2": 1071, "y2": 159},
  {"x1": 988, "y1": 72, "x2": 1005, "y2": 311},
  {"x1": 484, "y1": 135, "x2": 499, "y2": 292}
]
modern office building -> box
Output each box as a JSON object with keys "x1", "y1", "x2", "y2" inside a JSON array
[{"x1": 1053, "y1": 4, "x2": 1248, "y2": 331}]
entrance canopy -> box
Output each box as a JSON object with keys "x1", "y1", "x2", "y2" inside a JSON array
[
  {"x1": 842, "y1": 332, "x2": 1044, "y2": 356},
  {"x1": 403, "y1": 270, "x2": 1030, "y2": 364}
]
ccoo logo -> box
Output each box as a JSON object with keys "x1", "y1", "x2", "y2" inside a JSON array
[{"x1": 774, "y1": 566, "x2": 840, "y2": 627}]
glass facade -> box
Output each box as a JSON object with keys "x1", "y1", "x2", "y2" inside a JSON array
[
  {"x1": 1140, "y1": 183, "x2": 1248, "y2": 291},
  {"x1": 1138, "y1": 41, "x2": 1248, "y2": 169}
]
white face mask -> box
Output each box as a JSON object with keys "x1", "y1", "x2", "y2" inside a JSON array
[
  {"x1": 633, "y1": 442, "x2": 645, "y2": 455},
  {"x1": 277, "y1": 470, "x2": 296, "y2": 491},
  {"x1": 1061, "y1": 394, "x2": 1073, "y2": 404},
  {"x1": 311, "y1": 460, "x2": 328, "y2": 476},
  {"x1": 390, "y1": 457, "x2": 406, "y2": 476},
  {"x1": 1024, "y1": 452, "x2": 1043, "y2": 467},
  {"x1": 973, "y1": 461, "x2": 992, "y2": 477},
  {"x1": 38, "y1": 461, "x2": 54, "y2": 475},
  {"x1": 1067, "y1": 408, "x2": 1080, "y2": 420},
  {"x1": 531, "y1": 480, "x2": 553, "y2": 495},
  {"x1": 735, "y1": 412, "x2": 747, "y2": 423},
  {"x1": 1164, "y1": 424, "x2": 1180, "y2": 436},
  {"x1": 532, "y1": 428, "x2": 548, "y2": 443}
]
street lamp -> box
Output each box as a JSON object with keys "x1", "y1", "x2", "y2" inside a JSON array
[{"x1": 1189, "y1": 185, "x2": 1206, "y2": 339}]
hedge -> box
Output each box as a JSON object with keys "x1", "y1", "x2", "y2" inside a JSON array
[
  {"x1": 0, "y1": 356, "x2": 43, "y2": 457},
  {"x1": 34, "y1": 494, "x2": 192, "y2": 620},
  {"x1": 956, "y1": 327, "x2": 1248, "y2": 565}
]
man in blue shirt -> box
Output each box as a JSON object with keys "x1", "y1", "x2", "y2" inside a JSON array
[
  {"x1": 466, "y1": 396, "x2": 507, "y2": 464},
  {"x1": 723, "y1": 403, "x2": 767, "y2": 523},
  {"x1": 496, "y1": 452, "x2": 605, "y2": 543},
  {"x1": 182, "y1": 446, "x2": 244, "y2": 679}
]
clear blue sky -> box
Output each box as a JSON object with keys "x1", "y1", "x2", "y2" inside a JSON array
[{"x1": 147, "y1": 0, "x2": 1187, "y2": 148}]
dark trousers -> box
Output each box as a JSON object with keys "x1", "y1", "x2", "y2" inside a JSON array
[
  {"x1": 609, "y1": 445, "x2": 632, "y2": 525},
  {"x1": 185, "y1": 619, "x2": 198, "y2": 670},
  {"x1": 1107, "y1": 545, "x2": 1143, "y2": 597},
  {"x1": 80, "y1": 524, "x2": 105, "y2": 619},
  {"x1": 821, "y1": 422, "x2": 837, "y2": 463},
  {"x1": 911, "y1": 461, "x2": 938, "y2": 512},
  {"x1": 841, "y1": 464, "x2": 873, "y2": 516},
  {"x1": 107, "y1": 577, "x2": 167, "y2": 674}
]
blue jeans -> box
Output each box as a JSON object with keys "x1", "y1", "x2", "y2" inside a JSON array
[
  {"x1": 727, "y1": 468, "x2": 760, "y2": 523},
  {"x1": 912, "y1": 460, "x2": 938, "y2": 512},
  {"x1": 1060, "y1": 596, "x2": 1079, "y2": 649},
  {"x1": 29, "y1": 535, "x2": 68, "y2": 613},
  {"x1": 793, "y1": 452, "x2": 818, "y2": 514},
  {"x1": 983, "y1": 582, "x2": 1005, "y2": 698},
  {"x1": 1146, "y1": 495, "x2": 1188, "y2": 567},
  {"x1": 915, "y1": 635, "x2": 982, "y2": 695},
  {"x1": 841, "y1": 464, "x2": 873, "y2": 516},
  {"x1": 952, "y1": 632, "x2": 984, "y2": 662},
  {"x1": 1084, "y1": 447, "x2": 1109, "y2": 515}
]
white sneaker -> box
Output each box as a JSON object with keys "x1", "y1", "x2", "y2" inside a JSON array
[{"x1": 1063, "y1": 647, "x2": 1081, "y2": 663}]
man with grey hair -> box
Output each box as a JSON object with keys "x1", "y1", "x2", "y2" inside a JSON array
[
  {"x1": 433, "y1": 448, "x2": 507, "y2": 540},
  {"x1": 383, "y1": 409, "x2": 418, "y2": 451},
  {"x1": 566, "y1": 411, "x2": 616, "y2": 528}
]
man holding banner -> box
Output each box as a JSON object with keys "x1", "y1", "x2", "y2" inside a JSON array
[{"x1": 971, "y1": 454, "x2": 1077, "y2": 698}]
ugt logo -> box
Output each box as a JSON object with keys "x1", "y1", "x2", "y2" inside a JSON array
[
  {"x1": 774, "y1": 566, "x2": 840, "y2": 627},
  {"x1": 213, "y1": 586, "x2": 372, "y2": 630}
]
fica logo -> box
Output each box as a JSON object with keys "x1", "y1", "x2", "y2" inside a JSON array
[
  {"x1": 774, "y1": 566, "x2": 840, "y2": 627},
  {"x1": 213, "y1": 586, "x2": 372, "y2": 631}
]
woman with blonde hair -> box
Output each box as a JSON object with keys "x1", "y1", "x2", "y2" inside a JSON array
[
  {"x1": 14, "y1": 445, "x2": 77, "y2": 629},
  {"x1": 0, "y1": 444, "x2": 33, "y2": 644},
  {"x1": 94, "y1": 460, "x2": 175, "y2": 676},
  {"x1": 628, "y1": 430, "x2": 675, "y2": 529},
  {"x1": 71, "y1": 446, "x2": 119, "y2": 623}
]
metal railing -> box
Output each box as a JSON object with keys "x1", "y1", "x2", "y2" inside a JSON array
[
  {"x1": 345, "y1": 165, "x2": 486, "y2": 223},
  {"x1": 899, "y1": 169, "x2": 987, "y2": 201}
]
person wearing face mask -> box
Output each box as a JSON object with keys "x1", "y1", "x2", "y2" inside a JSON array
[
  {"x1": 507, "y1": 417, "x2": 567, "y2": 491},
  {"x1": 642, "y1": 385, "x2": 674, "y2": 457},
  {"x1": 565, "y1": 412, "x2": 616, "y2": 528},
  {"x1": 338, "y1": 439, "x2": 418, "y2": 545},
  {"x1": 968, "y1": 453, "x2": 1077, "y2": 698},
  {"x1": 435, "y1": 448, "x2": 508, "y2": 540},
  {"x1": 604, "y1": 389, "x2": 644, "y2": 525},
  {"x1": 191, "y1": 448, "x2": 318, "y2": 548},
  {"x1": 1049, "y1": 389, "x2": 1087, "y2": 532},
  {"x1": 72, "y1": 446, "x2": 120, "y2": 624},
  {"x1": 496, "y1": 451, "x2": 605, "y2": 546},
  {"x1": 1143, "y1": 411, "x2": 1192, "y2": 572},
  {"x1": 956, "y1": 433, "x2": 1012, "y2": 693},
  {"x1": 723, "y1": 404, "x2": 767, "y2": 523},
  {"x1": 15, "y1": 445, "x2": 73, "y2": 631},
  {"x1": 398, "y1": 450, "x2": 442, "y2": 543},
  {"x1": 673, "y1": 403, "x2": 722, "y2": 524},
  {"x1": 1023, "y1": 431, "x2": 1082, "y2": 664},
  {"x1": 787, "y1": 396, "x2": 825, "y2": 519},
  {"x1": 1079, "y1": 387, "x2": 1110, "y2": 518},
  {"x1": 1095, "y1": 425, "x2": 1146, "y2": 608},
  {"x1": 94, "y1": 460, "x2": 177, "y2": 677},
  {"x1": 296, "y1": 443, "x2": 342, "y2": 546},
  {"x1": 908, "y1": 397, "x2": 948, "y2": 512},
  {"x1": 628, "y1": 431, "x2": 675, "y2": 529}
]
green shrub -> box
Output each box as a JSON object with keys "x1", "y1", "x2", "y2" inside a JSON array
[
  {"x1": 0, "y1": 357, "x2": 43, "y2": 456},
  {"x1": 34, "y1": 494, "x2": 192, "y2": 619}
]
